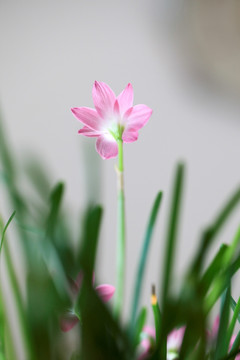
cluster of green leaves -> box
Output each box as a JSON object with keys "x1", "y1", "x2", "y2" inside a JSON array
[{"x1": 0, "y1": 114, "x2": 240, "y2": 360}]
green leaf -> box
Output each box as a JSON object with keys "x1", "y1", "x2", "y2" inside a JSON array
[
  {"x1": 229, "y1": 331, "x2": 240, "y2": 359},
  {"x1": 46, "y1": 182, "x2": 64, "y2": 238},
  {"x1": 214, "y1": 287, "x2": 231, "y2": 360},
  {"x1": 0, "y1": 211, "x2": 16, "y2": 254},
  {"x1": 151, "y1": 292, "x2": 162, "y2": 347},
  {"x1": 226, "y1": 296, "x2": 240, "y2": 351},
  {"x1": 134, "y1": 307, "x2": 147, "y2": 347},
  {"x1": 161, "y1": 164, "x2": 184, "y2": 307},
  {"x1": 159, "y1": 163, "x2": 185, "y2": 360},
  {"x1": 200, "y1": 244, "x2": 228, "y2": 296},
  {"x1": 130, "y1": 191, "x2": 163, "y2": 333},
  {"x1": 191, "y1": 186, "x2": 240, "y2": 276},
  {"x1": 78, "y1": 205, "x2": 103, "y2": 278},
  {"x1": 230, "y1": 296, "x2": 240, "y2": 324}
]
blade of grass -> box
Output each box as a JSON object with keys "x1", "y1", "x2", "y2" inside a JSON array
[
  {"x1": 204, "y1": 252, "x2": 240, "y2": 313},
  {"x1": 214, "y1": 286, "x2": 231, "y2": 360},
  {"x1": 130, "y1": 191, "x2": 163, "y2": 333},
  {"x1": 77, "y1": 206, "x2": 132, "y2": 359},
  {"x1": 161, "y1": 163, "x2": 184, "y2": 307},
  {"x1": 0, "y1": 215, "x2": 35, "y2": 360},
  {"x1": 133, "y1": 307, "x2": 147, "y2": 347},
  {"x1": 46, "y1": 182, "x2": 64, "y2": 238},
  {"x1": 191, "y1": 186, "x2": 240, "y2": 276},
  {"x1": 0, "y1": 211, "x2": 16, "y2": 254},
  {"x1": 229, "y1": 331, "x2": 240, "y2": 359},
  {"x1": 159, "y1": 163, "x2": 185, "y2": 360},
  {"x1": 200, "y1": 244, "x2": 228, "y2": 296},
  {"x1": 151, "y1": 285, "x2": 162, "y2": 348},
  {"x1": 230, "y1": 297, "x2": 240, "y2": 323},
  {"x1": 226, "y1": 296, "x2": 240, "y2": 351}
]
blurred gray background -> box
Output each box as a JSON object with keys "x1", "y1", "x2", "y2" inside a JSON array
[{"x1": 1, "y1": 0, "x2": 240, "y2": 323}]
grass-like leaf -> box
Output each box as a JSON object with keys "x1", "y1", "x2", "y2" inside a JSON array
[
  {"x1": 46, "y1": 182, "x2": 64, "y2": 238},
  {"x1": 0, "y1": 211, "x2": 16, "y2": 254},
  {"x1": 191, "y1": 186, "x2": 240, "y2": 276},
  {"x1": 214, "y1": 286, "x2": 231, "y2": 360},
  {"x1": 200, "y1": 244, "x2": 228, "y2": 296},
  {"x1": 130, "y1": 191, "x2": 163, "y2": 334},
  {"x1": 230, "y1": 296, "x2": 240, "y2": 323},
  {"x1": 159, "y1": 163, "x2": 184, "y2": 360},
  {"x1": 133, "y1": 307, "x2": 147, "y2": 347},
  {"x1": 226, "y1": 296, "x2": 240, "y2": 351}
]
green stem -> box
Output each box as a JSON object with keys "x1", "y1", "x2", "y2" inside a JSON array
[
  {"x1": 3, "y1": 242, "x2": 34, "y2": 360},
  {"x1": 114, "y1": 139, "x2": 125, "y2": 319}
]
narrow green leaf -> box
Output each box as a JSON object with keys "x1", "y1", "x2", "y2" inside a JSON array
[
  {"x1": 204, "y1": 252, "x2": 240, "y2": 313},
  {"x1": 161, "y1": 163, "x2": 184, "y2": 307},
  {"x1": 134, "y1": 307, "x2": 147, "y2": 347},
  {"x1": 200, "y1": 244, "x2": 228, "y2": 296},
  {"x1": 230, "y1": 297, "x2": 240, "y2": 323},
  {"x1": 191, "y1": 186, "x2": 240, "y2": 275},
  {"x1": 130, "y1": 191, "x2": 163, "y2": 332},
  {"x1": 151, "y1": 287, "x2": 162, "y2": 347},
  {"x1": 78, "y1": 205, "x2": 103, "y2": 278},
  {"x1": 46, "y1": 182, "x2": 64, "y2": 237},
  {"x1": 214, "y1": 287, "x2": 231, "y2": 360},
  {"x1": 159, "y1": 163, "x2": 184, "y2": 360},
  {"x1": 219, "y1": 347, "x2": 240, "y2": 360},
  {"x1": 226, "y1": 296, "x2": 240, "y2": 350},
  {"x1": 0, "y1": 211, "x2": 16, "y2": 254},
  {"x1": 229, "y1": 331, "x2": 240, "y2": 359}
]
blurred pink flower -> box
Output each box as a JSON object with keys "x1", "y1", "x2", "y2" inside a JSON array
[
  {"x1": 71, "y1": 81, "x2": 152, "y2": 159},
  {"x1": 60, "y1": 272, "x2": 115, "y2": 332},
  {"x1": 138, "y1": 326, "x2": 185, "y2": 360}
]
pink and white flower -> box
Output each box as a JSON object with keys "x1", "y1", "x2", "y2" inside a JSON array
[
  {"x1": 138, "y1": 326, "x2": 185, "y2": 360},
  {"x1": 60, "y1": 272, "x2": 115, "y2": 332},
  {"x1": 71, "y1": 81, "x2": 152, "y2": 159}
]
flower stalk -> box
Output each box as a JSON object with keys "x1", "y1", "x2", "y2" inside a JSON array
[{"x1": 114, "y1": 138, "x2": 126, "y2": 319}]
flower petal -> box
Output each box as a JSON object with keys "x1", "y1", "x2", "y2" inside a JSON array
[
  {"x1": 122, "y1": 129, "x2": 139, "y2": 143},
  {"x1": 167, "y1": 327, "x2": 185, "y2": 351},
  {"x1": 78, "y1": 126, "x2": 102, "y2": 137},
  {"x1": 96, "y1": 134, "x2": 118, "y2": 159},
  {"x1": 95, "y1": 284, "x2": 115, "y2": 302},
  {"x1": 117, "y1": 83, "x2": 133, "y2": 115},
  {"x1": 92, "y1": 81, "x2": 116, "y2": 117},
  {"x1": 125, "y1": 104, "x2": 152, "y2": 131},
  {"x1": 60, "y1": 314, "x2": 79, "y2": 332},
  {"x1": 71, "y1": 107, "x2": 103, "y2": 131}
]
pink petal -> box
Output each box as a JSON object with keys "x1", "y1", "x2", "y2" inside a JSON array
[
  {"x1": 96, "y1": 135, "x2": 118, "y2": 159},
  {"x1": 125, "y1": 104, "x2": 152, "y2": 131},
  {"x1": 167, "y1": 327, "x2": 185, "y2": 351},
  {"x1": 71, "y1": 107, "x2": 103, "y2": 131},
  {"x1": 117, "y1": 83, "x2": 133, "y2": 115},
  {"x1": 60, "y1": 314, "x2": 79, "y2": 332},
  {"x1": 113, "y1": 99, "x2": 120, "y2": 115},
  {"x1": 122, "y1": 129, "x2": 139, "y2": 143},
  {"x1": 92, "y1": 81, "x2": 116, "y2": 117},
  {"x1": 95, "y1": 284, "x2": 115, "y2": 302},
  {"x1": 141, "y1": 326, "x2": 155, "y2": 351},
  {"x1": 78, "y1": 126, "x2": 102, "y2": 137}
]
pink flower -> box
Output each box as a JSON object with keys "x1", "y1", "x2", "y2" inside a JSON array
[
  {"x1": 167, "y1": 327, "x2": 185, "y2": 360},
  {"x1": 138, "y1": 326, "x2": 155, "y2": 360},
  {"x1": 71, "y1": 81, "x2": 152, "y2": 159},
  {"x1": 60, "y1": 272, "x2": 115, "y2": 332},
  {"x1": 138, "y1": 326, "x2": 185, "y2": 360}
]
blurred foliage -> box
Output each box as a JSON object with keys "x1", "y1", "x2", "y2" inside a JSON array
[{"x1": 0, "y1": 113, "x2": 240, "y2": 360}]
